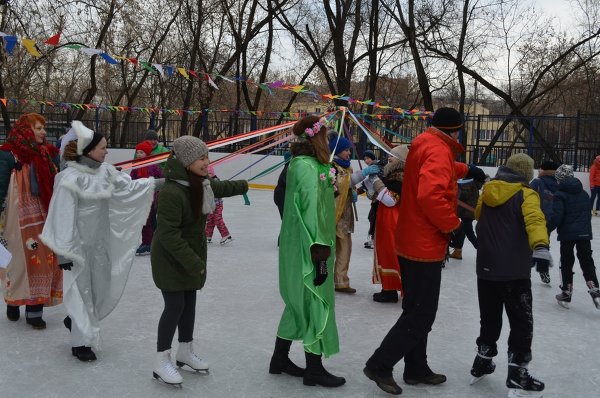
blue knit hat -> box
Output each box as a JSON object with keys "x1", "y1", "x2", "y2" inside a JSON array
[
  {"x1": 329, "y1": 136, "x2": 352, "y2": 155},
  {"x1": 363, "y1": 150, "x2": 376, "y2": 161}
]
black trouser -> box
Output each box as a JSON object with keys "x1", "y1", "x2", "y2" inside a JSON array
[
  {"x1": 476, "y1": 278, "x2": 533, "y2": 361},
  {"x1": 366, "y1": 257, "x2": 442, "y2": 377},
  {"x1": 157, "y1": 290, "x2": 197, "y2": 352},
  {"x1": 367, "y1": 201, "x2": 378, "y2": 237},
  {"x1": 559, "y1": 240, "x2": 599, "y2": 288},
  {"x1": 451, "y1": 218, "x2": 477, "y2": 249}
]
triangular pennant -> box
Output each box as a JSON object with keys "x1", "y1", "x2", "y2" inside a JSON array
[
  {"x1": 188, "y1": 70, "x2": 199, "y2": 79},
  {"x1": 177, "y1": 67, "x2": 189, "y2": 79},
  {"x1": 128, "y1": 57, "x2": 138, "y2": 65},
  {"x1": 0, "y1": 98, "x2": 6, "y2": 107},
  {"x1": 3, "y1": 36, "x2": 18, "y2": 55},
  {"x1": 100, "y1": 52, "x2": 118, "y2": 65},
  {"x1": 165, "y1": 65, "x2": 174, "y2": 76},
  {"x1": 153, "y1": 63, "x2": 165, "y2": 77},
  {"x1": 80, "y1": 47, "x2": 103, "y2": 56},
  {"x1": 139, "y1": 61, "x2": 156, "y2": 74},
  {"x1": 44, "y1": 32, "x2": 61, "y2": 46},
  {"x1": 21, "y1": 38, "x2": 41, "y2": 57},
  {"x1": 204, "y1": 73, "x2": 219, "y2": 89}
]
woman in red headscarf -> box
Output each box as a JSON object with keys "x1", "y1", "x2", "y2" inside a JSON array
[
  {"x1": 131, "y1": 140, "x2": 163, "y2": 255},
  {"x1": 0, "y1": 113, "x2": 62, "y2": 329}
]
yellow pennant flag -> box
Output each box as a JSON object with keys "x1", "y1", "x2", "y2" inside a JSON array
[
  {"x1": 177, "y1": 67, "x2": 190, "y2": 79},
  {"x1": 21, "y1": 38, "x2": 41, "y2": 57}
]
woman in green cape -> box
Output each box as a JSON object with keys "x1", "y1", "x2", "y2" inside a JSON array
[{"x1": 269, "y1": 115, "x2": 345, "y2": 388}]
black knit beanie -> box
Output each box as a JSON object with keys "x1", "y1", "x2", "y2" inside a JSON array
[{"x1": 431, "y1": 107, "x2": 463, "y2": 132}]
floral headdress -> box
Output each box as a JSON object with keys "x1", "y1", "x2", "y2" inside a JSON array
[{"x1": 301, "y1": 117, "x2": 327, "y2": 139}]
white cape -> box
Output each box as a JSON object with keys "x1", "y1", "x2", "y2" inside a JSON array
[{"x1": 40, "y1": 161, "x2": 155, "y2": 349}]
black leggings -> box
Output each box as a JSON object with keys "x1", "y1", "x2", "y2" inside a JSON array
[{"x1": 157, "y1": 290, "x2": 197, "y2": 352}]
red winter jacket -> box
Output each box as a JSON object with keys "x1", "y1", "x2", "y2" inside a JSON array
[
  {"x1": 395, "y1": 128, "x2": 468, "y2": 262},
  {"x1": 590, "y1": 159, "x2": 600, "y2": 188}
]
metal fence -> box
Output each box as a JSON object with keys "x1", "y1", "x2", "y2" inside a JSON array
[{"x1": 2, "y1": 109, "x2": 600, "y2": 171}]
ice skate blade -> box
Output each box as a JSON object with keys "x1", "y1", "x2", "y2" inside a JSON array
[
  {"x1": 557, "y1": 300, "x2": 570, "y2": 309},
  {"x1": 152, "y1": 372, "x2": 183, "y2": 388},
  {"x1": 593, "y1": 298, "x2": 600, "y2": 310},
  {"x1": 508, "y1": 388, "x2": 543, "y2": 397},
  {"x1": 470, "y1": 375, "x2": 486, "y2": 385},
  {"x1": 176, "y1": 361, "x2": 209, "y2": 373}
]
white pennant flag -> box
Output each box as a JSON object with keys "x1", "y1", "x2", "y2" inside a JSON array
[
  {"x1": 80, "y1": 47, "x2": 103, "y2": 56},
  {"x1": 153, "y1": 63, "x2": 165, "y2": 77}
]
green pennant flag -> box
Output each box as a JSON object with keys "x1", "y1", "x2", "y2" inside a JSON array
[{"x1": 140, "y1": 62, "x2": 157, "y2": 74}]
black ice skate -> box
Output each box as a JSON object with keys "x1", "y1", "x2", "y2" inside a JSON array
[
  {"x1": 506, "y1": 361, "x2": 544, "y2": 398},
  {"x1": 588, "y1": 287, "x2": 600, "y2": 310},
  {"x1": 470, "y1": 344, "x2": 496, "y2": 385},
  {"x1": 555, "y1": 284, "x2": 572, "y2": 309}
]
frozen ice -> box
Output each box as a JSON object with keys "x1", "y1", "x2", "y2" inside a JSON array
[{"x1": 1, "y1": 189, "x2": 599, "y2": 397}]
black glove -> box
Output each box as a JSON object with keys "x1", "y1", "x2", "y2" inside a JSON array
[
  {"x1": 466, "y1": 164, "x2": 486, "y2": 183},
  {"x1": 313, "y1": 260, "x2": 328, "y2": 286},
  {"x1": 59, "y1": 262, "x2": 73, "y2": 271}
]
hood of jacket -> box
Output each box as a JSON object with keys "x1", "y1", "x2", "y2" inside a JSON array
[
  {"x1": 163, "y1": 155, "x2": 190, "y2": 182},
  {"x1": 558, "y1": 175, "x2": 583, "y2": 194},
  {"x1": 481, "y1": 166, "x2": 528, "y2": 207}
]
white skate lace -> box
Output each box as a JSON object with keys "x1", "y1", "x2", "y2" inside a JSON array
[{"x1": 163, "y1": 360, "x2": 179, "y2": 377}]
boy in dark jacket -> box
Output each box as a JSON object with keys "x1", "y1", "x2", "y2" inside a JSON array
[
  {"x1": 530, "y1": 161, "x2": 559, "y2": 231},
  {"x1": 470, "y1": 153, "x2": 548, "y2": 397},
  {"x1": 548, "y1": 164, "x2": 600, "y2": 309},
  {"x1": 449, "y1": 175, "x2": 485, "y2": 259}
]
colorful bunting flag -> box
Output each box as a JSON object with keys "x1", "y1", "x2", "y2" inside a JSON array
[
  {"x1": 44, "y1": 32, "x2": 61, "y2": 46},
  {"x1": 100, "y1": 52, "x2": 118, "y2": 64},
  {"x1": 21, "y1": 38, "x2": 41, "y2": 57}
]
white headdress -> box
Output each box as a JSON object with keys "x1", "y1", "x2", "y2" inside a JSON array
[{"x1": 71, "y1": 120, "x2": 94, "y2": 155}]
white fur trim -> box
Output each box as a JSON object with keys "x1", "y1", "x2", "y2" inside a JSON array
[{"x1": 38, "y1": 234, "x2": 85, "y2": 265}]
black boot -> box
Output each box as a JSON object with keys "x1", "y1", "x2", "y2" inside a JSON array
[
  {"x1": 363, "y1": 366, "x2": 402, "y2": 395},
  {"x1": 269, "y1": 337, "x2": 304, "y2": 377},
  {"x1": 25, "y1": 305, "x2": 46, "y2": 329},
  {"x1": 6, "y1": 305, "x2": 19, "y2": 321},
  {"x1": 64, "y1": 316, "x2": 72, "y2": 331},
  {"x1": 303, "y1": 352, "x2": 345, "y2": 387},
  {"x1": 403, "y1": 365, "x2": 447, "y2": 385},
  {"x1": 72, "y1": 346, "x2": 97, "y2": 362},
  {"x1": 373, "y1": 289, "x2": 399, "y2": 303}
]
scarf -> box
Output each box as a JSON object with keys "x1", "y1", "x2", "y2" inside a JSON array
[
  {"x1": 333, "y1": 157, "x2": 351, "y2": 169},
  {"x1": 0, "y1": 118, "x2": 59, "y2": 211}
]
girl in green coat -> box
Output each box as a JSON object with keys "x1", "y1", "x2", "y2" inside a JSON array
[
  {"x1": 269, "y1": 116, "x2": 345, "y2": 388},
  {"x1": 151, "y1": 136, "x2": 248, "y2": 387}
]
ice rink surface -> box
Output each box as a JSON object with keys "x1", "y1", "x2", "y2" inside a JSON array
[{"x1": 1, "y1": 189, "x2": 598, "y2": 398}]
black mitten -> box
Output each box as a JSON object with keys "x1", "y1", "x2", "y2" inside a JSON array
[
  {"x1": 313, "y1": 260, "x2": 328, "y2": 286},
  {"x1": 59, "y1": 262, "x2": 73, "y2": 271}
]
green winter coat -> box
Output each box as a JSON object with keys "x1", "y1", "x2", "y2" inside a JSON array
[{"x1": 151, "y1": 156, "x2": 248, "y2": 291}]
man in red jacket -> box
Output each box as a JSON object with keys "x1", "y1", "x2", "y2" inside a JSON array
[{"x1": 363, "y1": 107, "x2": 474, "y2": 395}]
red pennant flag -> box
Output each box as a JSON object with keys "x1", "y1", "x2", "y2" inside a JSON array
[
  {"x1": 188, "y1": 70, "x2": 199, "y2": 79},
  {"x1": 128, "y1": 58, "x2": 138, "y2": 65},
  {"x1": 44, "y1": 32, "x2": 61, "y2": 46},
  {"x1": 0, "y1": 98, "x2": 6, "y2": 107}
]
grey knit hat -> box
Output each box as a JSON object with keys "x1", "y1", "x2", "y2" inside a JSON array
[
  {"x1": 173, "y1": 136, "x2": 209, "y2": 167},
  {"x1": 144, "y1": 129, "x2": 159, "y2": 140},
  {"x1": 506, "y1": 153, "x2": 534, "y2": 182},
  {"x1": 555, "y1": 164, "x2": 574, "y2": 183}
]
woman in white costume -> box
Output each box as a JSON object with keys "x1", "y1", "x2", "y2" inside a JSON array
[{"x1": 40, "y1": 121, "x2": 160, "y2": 361}]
